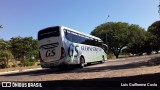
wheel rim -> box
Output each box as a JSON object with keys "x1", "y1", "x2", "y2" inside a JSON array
[
  {"x1": 102, "y1": 56, "x2": 105, "y2": 63},
  {"x1": 80, "y1": 57, "x2": 85, "y2": 67}
]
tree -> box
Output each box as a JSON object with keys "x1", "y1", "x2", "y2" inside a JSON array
[
  {"x1": 142, "y1": 32, "x2": 154, "y2": 55},
  {"x1": 91, "y1": 22, "x2": 148, "y2": 58},
  {"x1": 10, "y1": 37, "x2": 38, "y2": 66},
  {"x1": 0, "y1": 39, "x2": 14, "y2": 68},
  {"x1": 27, "y1": 39, "x2": 39, "y2": 60},
  {"x1": 148, "y1": 20, "x2": 160, "y2": 53},
  {"x1": 127, "y1": 24, "x2": 147, "y2": 55},
  {"x1": 91, "y1": 22, "x2": 130, "y2": 58}
]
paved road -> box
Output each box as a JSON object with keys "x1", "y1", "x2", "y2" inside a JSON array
[{"x1": 0, "y1": 54, "x2": 160, "y2": 82}]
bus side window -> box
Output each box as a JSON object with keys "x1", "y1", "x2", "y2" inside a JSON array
[
  {"x1": 72, "y1": 33, "x2": 78, "y2": 43},
  {"x1": 93, "y1": 39, "x2": 97, "y2": 46},
  {"x1": 77, "y1": 35, "x2": 84, "y2": 44},
  {"x1": 65, "y1": 30, "x2": 73, "y2": 42}
]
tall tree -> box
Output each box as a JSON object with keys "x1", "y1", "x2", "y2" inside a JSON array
[
  {"x1": 10, "y1": 37, "x2": 38, "y2": 66},
  {"x1": 0, "y1": 39, "x2": 14, "y2": 68},
  {"x1": 27, "y1": 39, "x2": 38, "y2": 60},
  {"x1": 127, "y1": 24, "x2": 147, "y2": 55},
  {"x1": 91, "y1": 22, "x2": 130, "y2": 58},
  {"x1": 148, "y1": 20, "x2": 160, "y2": 53},
  {"x1": 91, "y1": 22, "x2": 148, "y2": 58}
]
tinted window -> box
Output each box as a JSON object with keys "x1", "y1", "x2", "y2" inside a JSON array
[
  {"x1": 64, "y1": 30, "x2": 73, "y2": 42},
  {"x1": 38, "y1": 26, "x2": 60, "y2": 40},
  {"x1": 64, "y1": 29, "x2": 102, "y2": 47}
]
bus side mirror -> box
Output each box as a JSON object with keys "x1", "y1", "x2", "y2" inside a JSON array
[{"x1": 103, "y1": 44, "x2": 108, "y2": 52}]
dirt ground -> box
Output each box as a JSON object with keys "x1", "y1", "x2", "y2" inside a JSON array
[{"x1": 0, "y1": 54, "x2": 160, "y2": 82}]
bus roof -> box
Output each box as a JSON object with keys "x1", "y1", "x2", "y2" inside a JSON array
[
  {"x1": 60, "y1": 26, "x2": 102, "y2": 41},
  {"x1": 39, "y1": 26, "x2": 102, "y2": 41}
]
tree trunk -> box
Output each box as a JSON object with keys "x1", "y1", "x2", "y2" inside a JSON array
[
  {"x1": 115, "y1": 54, "x2": 119, "y2": 58},
  {"x1": 112, "y1": 48, "x2": 123, "y2": 58},
  {"x1": 113, "y1": 51, "x2": 120, "y2": 58}
]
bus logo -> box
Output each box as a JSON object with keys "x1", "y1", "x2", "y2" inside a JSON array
[
  {"x1": 46, "y1": 49, "x2": 55, "y2": 57},
  {"x1": 68, "y1": 44, "x2": 79, "y2": 57},
  {"x1": 39, "y1": 42, "x2": 59, "y2": 57}
]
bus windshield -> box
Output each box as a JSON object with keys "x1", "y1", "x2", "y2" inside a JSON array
[{"x1": 38, "y1": 26, "x2": 60, "y2": 40}]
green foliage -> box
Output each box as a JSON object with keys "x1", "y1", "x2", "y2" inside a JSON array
[
  {"x1": 107, "y1": 53, "x2": 115, "y2": 59},
  {"x1": 0, "y1": 39, "x2": 14, "y2": 68},
  {"x1": 148, "y1": 21, "x2": 160, "y2": 53},
  {"x1": 91, "y1": 22, "x2": 149, "y2": 58},
  {"x1": 0, "y1": 37, "x2": 38, "y2": 68},
  {"x1": 91, "y1": 22, "x2": 131, "y2": 58},
  {"x1": 142, "y1": 32, "x2": 154, "y2": 55},
  {"x1": 127, "y1": 24, "x2": 148, "y2": 55},
  {"x1": 148, "y1": 21, "x2": 160, "y2": 37},
  {"x1": 24, "y1": 59, "x2": 35, "y2": 66},
  {"x1": 10, "y1": 37, "x2": 38, "y2": 66}
]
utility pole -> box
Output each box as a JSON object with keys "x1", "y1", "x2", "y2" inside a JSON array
[
  {"x1": 105, "y1": 15, "x2": 110, "y2": 45},
  {"x1": 106, "y1": 15, "x2": 110, "y2": 23}
]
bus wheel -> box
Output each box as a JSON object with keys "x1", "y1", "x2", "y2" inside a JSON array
[
  {"x1": 79, "y1": 57, "x2": 85, "y2": 68},
  {"x1": 41, "y1": 64, "x2": 47, "y2": 68},
  {"x1": 100, "y1": 56, "x2": 105, "y2": 63}
]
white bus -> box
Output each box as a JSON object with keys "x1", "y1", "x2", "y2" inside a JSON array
[{"x1": 38, "y1": 26, "x2": 107, "y2": 68}]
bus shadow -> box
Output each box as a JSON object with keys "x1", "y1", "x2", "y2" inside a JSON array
[
  {"x1": 38, "y1": 72, "x2": 160, "y2": 87},
  {"x1": 0, "y1": 67, "x2": 74, "y2": 76},
  {"x1": 0, "y1": 60, "x2": 152, "y2": 77},
  {"x1": 77, "y1": 61, "x2": 151, "y2": 73}
]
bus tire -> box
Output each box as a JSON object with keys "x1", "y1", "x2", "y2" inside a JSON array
[
  {"x1": 79, "y1": 56, "x2": 85, "y2": 68},
  {"x1": 100, "y1": 56, "x2": 105, "y2": 63},
  {"x1": 41, "y1": 64, "x2": 47, "y2": 68}
]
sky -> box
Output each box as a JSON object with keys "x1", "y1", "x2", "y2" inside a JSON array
[{"x1": 0, "y1": 0, "x2": 159, "y2": 40}]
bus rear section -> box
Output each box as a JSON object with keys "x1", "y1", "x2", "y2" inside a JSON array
[{"x1": 38, "y1": 26, "x2": 65, "y2": 68}]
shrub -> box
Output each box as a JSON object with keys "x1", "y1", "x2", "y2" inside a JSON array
[
  {"x1": 107, "y1": 53, "x2": 115, "y2": 59},
  {"x1": 24, "y1": 59, "x2": 35, "y2": 66},
  {"x1": 0, "y1": 63, "x2": 6, "y2": 69}
]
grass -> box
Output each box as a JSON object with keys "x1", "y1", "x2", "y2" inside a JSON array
[{"x1": 0, "y1": 61, "x2": 41, "y2": 72}]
